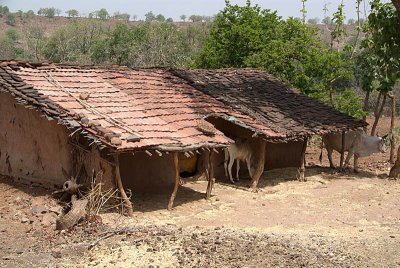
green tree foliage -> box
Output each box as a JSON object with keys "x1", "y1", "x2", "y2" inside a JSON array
[
  {"x1": 330, "y1": 3, "x2": 347, "y2": 50},
  {"x1": 113, "y1": 12, "x2": 130, "y2": 21},
  {"x1": 180, "y1": 14, "x2": 187, "y2": 22},
  {"x1": 300, "y1": 0, "x2": 308, "y2": 23},
  {"x1": 196, "y1": 0, "x2": 363, "y2": 118},
  {"x1": 6, "y1": 13, "x2": 16, "y2": 26},
  {"x1": 96, "y1": 8, "x2": 109, "y2": 20},
  {"x1": 0, "y1": 29, "x2": 23, "y2": 59},
  {"x1": 38, "y1": 7, "x2": 56, "y2": 18},
  {"x1": 25, "y1": 10, "x2": 35, "y2": 19},
  {"x1": 0, "y1": 5, "x2": 10, "y2": 16},
  {"x1": 145, "y1": 11, "x2": 156, "y2": 22},
  {"x1": 189, "y1": 15, "x2": 203, "y2": 22},
  {"x1": 66, "y1": 9, "x2": 79, "y2": 18},
  {"x1": 91, "y1": 21, "x2": 207, "y2": 67}
]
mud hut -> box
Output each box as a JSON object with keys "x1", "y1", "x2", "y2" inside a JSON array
[{"x1": 0, "y1": 61, "x2": 366, "y2": 212}]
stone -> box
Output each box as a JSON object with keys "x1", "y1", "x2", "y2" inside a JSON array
[
  {"x1": 111, "y1": 137, "x2": 122, "y2": 146},
  {"x1": 21, "y1": 217, "x2": 30, "y2": 223},
  {"x1": 31, "y1": 206, "x2": 47, "y2": 215},
  {"x1": 42, "y1": 213, "x2": 57, "y2": 227},
  {"x1": 49, "y1": 206, "x2": 63, "y2": 215},
  {"x1": 79, "y1": 92, "x2": 90, "y2": 100}
]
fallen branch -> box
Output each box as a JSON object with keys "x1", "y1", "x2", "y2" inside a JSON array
[{"x1": 88, "y1": 228, "x2": 144, "y2": 250}]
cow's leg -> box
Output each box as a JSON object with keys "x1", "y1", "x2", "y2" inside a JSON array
[
  {"x1": 223, "y1": 149, "x2": 229, "y2": 180},
  {"x1": 227, "y1": 158, "x2": 235, "y2": 184},
  {"x1": 353, "y1": 154, "x2": 360, "y2": 173},
  {"x1": 344, "y1": 150, "x2": 354, "y2": 169},
  {"x1": 246, "y1": 156, "x2": 253, "y2": 179},
  {"x1": 235, "y1": 159, "x2": 240, "y2": 181},
  {"x1": 326, "y1": 147, "x2": 335, "y2": 168}
]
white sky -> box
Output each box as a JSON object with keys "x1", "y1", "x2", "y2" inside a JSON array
[{"x1": 0, "y1": 0, "x2": 386, "y2": 21}]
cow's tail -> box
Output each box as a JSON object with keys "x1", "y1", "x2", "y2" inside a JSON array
[{"x1": 319, "y1": 138, "x2": 324, "y2": 164}]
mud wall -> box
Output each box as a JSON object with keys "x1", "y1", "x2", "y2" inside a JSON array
[
  {"x1": 0, "y1": 93, "x2": 73, "y2": 186},
  {"x1": 265, "y1": 141, "x2": 304, "y2": 170},
  {"x1": 119, "y1": 152, "x2": 176, "y2": 194}
]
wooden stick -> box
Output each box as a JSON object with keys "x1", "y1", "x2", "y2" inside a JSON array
[
  {"x1": 340, "y1": 131, "x2": 346, "y2": 171},
  {"x1": 389, "y1": 92, "x2": 396, "y2": 163},
  {"x1": 113, "y1": 155, "x2": 133, "y2": 217},
  {"x1": 250, "y1": 140, "x2": 266, "y2": 191},
  {"x1": 168, "y1": 152, "x2": 180, "y2": 210},
  {"x1": 206, "y1": 151, "x2": 215, "y2": 199},
  {"x1": 297, "y1": 137, "x2": 308, "y2": 182}
]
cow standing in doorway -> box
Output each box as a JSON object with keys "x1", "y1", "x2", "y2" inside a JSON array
[
  {"x1": 224, "y1": 139, "x2": 254, "y2": 183},
  {"x1": 321, "y1": 129, "x2": 387, "y2": 172}
]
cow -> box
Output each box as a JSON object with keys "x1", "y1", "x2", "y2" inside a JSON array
[
  {"x1": 224, "y1": 138, "x2": 255, "y2": 183},
  {"x1": 321, "y1": 129, "x2": 387, "y2": 172}
]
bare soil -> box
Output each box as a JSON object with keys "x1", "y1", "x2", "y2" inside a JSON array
[{"x1": 1, "y1": 117, "x2": 399, "y2": 267}]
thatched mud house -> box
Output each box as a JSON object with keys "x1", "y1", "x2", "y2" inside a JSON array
[{"x1": 0, "y1": 60, "x2": 366, "y2": 212}]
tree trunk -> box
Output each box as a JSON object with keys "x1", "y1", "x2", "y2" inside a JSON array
[
  {"x1": 363, "y1": 91, "x2": 370, "y2": 132},
  {"x1": 392, "y1": 0, "x2": 400, "y2": 15},
  {"x1": 389, "y1": 92, "x2": 396, "y2": 163},
  {"x1": 371, "y1": 92, "x2": 387, "y2": 136},
  {"x1": 56, "y1": 195, "x2": 88, "y2": 230}
]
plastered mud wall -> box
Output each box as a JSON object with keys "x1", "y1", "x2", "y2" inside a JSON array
[
  {"x1": 0, "y1": 93, "x2": 114, "y2": 188},
  {"x1": 119, "y1": 152, "x2": 176, "y2": 194},
  {"x1": 0, "y1": 93, "x2": 73, "y2": 186}
]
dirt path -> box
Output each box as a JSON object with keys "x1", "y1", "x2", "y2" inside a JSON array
[{"x1": 1, "y1": 165, "x2": 399, "y2": 267}]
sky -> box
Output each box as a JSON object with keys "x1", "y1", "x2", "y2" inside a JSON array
[{"x1": 0, "y1": 0, "x2": 382, "y2": 21}]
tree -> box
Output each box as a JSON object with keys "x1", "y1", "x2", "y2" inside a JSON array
[
  {"x1": 5, "y1": 28, "x2": 19, "y2": 42},
  {"x1": 359, "y1": 0, "x2": 400, "y2": 138},
  {"x1": 55, "y1": 9, "x2": 62, "y2": 16},
  {"x1": 196, "y1": 0, "x2": 363, "y2": 118},
  {"x1": 300, "y1": 0, "x2": 308, "y2": 23},
  {"x1": 0, "y1": 5, "x2": 10, "y2": 16},
  {"x1": 322, "y1": 16, "x2": 332, "y2": 25},
  {"x1": 307, "y1": 17, "x2": 320, "y2": 24},
  {"x1": 145, "y1": 11, "x2": 156, "y2": 22},
  {"x1": 25, "y1": 10, "x2": 35, "y2": 19},
  {"x1": 66, "y1": 9, "x2": 79, "y2": 18},
  {"x1": 347, "y1": 18, "x2": 356, "y2": 25},
  {"x1": 155, "y1": 14, "x2": 166, "y2": 22},
  {"x1": 330, "y1": 3, "x2": 346, "y2": 51},
  {"x1": 6, "y1": 13, "x2": 16, "y2": 26},
  {"x1": 180, "y1": 14, "x2": 187, "y2": 22},
  {"x1": 189, "y1": 15, "x2": 203, "y2": 22},
  {"x1": 96, "y1": 8, "x2": 109, "y2": 20},
  {"x1": 0, "y1": 29, "x2": 24, "y2": 59}
]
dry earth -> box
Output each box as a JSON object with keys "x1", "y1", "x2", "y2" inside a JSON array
[{"x1": 0, "y1": 117, "x2": 399, "y2": 267}]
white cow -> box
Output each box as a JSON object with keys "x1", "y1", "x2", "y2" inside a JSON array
[
  {"x1": 224, "y1": 139, "x2": 254, "y2": 183},
  {"x1": 321, "y1": 129, "x2": 387, "y2": 172}
]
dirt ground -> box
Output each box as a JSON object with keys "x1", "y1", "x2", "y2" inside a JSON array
[{"x1": 1, "y1": 117, "x2": 400, "y2": 267}]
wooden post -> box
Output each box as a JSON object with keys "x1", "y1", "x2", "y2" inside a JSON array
[
  {"x1": 340, "y1": 131, "x2": 346, "y2": 171},
  {"x1": 113, "y1": 155, "x2": 133, "y2": 217},
  {"x1": 297, "y1": 137, "x2": 308, "y2": 182},
  {"x1": 389, "y1": 92, "x2": 396, "y2": 163},
  {"x1": 250, "y1": 140, "x2": 266, "y2": 191},
  {"x1": 168, "y1": 152, "x2": 180, "y2": 210},
  {"x1": 206, "y1": 150, "x2": 215, "y2": 199}
]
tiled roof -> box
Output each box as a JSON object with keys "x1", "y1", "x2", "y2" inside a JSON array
[
  {"x1": 172, "y1": 68, "x2": 367, "y2": 140},
  {"x1": 0, "y1": 61, "x2": 366, "y2": 152}
]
